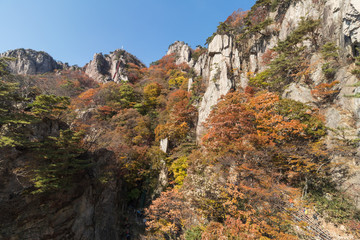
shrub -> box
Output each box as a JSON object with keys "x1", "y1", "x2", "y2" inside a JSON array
[
  {"x1": 185, "y1": 226, "x2": 203, "y2": 240},
  {"x1": 250, "y1": 18, "x2": 320, "y2": 92},
  {"x1": 308, "y1": 187, "x2": 360, "y2": 224},
  {"x1": 322, "y1": 63, "x2": 337, "y2": 79},
  {"x1": 29, "y1": 94, "x2": 70, "y2": 119},
  {"x1": 311, "y1": 80, "x2": 339, "y2": 102},
  {"x1": 31, "y1": 130, "x2": 91, "y2": 194},
  {"x1": 169, "y1": 156, "x2": 188, "y2": 188},
  {"x1": 191, "y1": 47, "x2": 207, "y2": 62},
  {"x1": 321, "y1": 42, "x2": 339, "y2": 60}
]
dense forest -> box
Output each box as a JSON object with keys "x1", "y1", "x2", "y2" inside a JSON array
[{"x1": 1, "y1": 0, "x2": 360, "y2": 239}]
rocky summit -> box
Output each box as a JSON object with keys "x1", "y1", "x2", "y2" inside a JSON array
[
  {"x1": 84, "y1": 49, "x2": 145, "y2": 83},
  {"x1": 0, "y1": 48, "x2": 65, "y2": 75}
]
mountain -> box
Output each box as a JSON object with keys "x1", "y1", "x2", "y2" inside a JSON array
[
  {"x1": 0, "y1": 48, "x2": 146, "y2": 84},
  {"x1": 1, "y1": 0, "x2": 360, "y2": 239},
  {"x1": 84, "y1": 49, "x2": 145, "y2": 83},
  {"x1": 0, "y1": 48, "x2": 65, "y2": 75}
]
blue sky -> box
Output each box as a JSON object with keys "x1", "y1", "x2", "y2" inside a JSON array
[{"x1": 0, "y1": 0, "x2": 256, "y2": 66}]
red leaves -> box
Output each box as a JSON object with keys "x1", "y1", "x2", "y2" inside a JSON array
[
  {"x1": 202, "y1": 91, "x2": 309, "y2": 155},
  {"x1": 225, "y1": 9, "x2": 249, "y2": 28},
  {"x1": 146, "y1": 53, "x2": 178, "y2": 80},
  {"x1": 311, "y1": 80, "x2": 339, "y2": 101},
  {"x1": 97, "y1": 105, "x2": 115, "y2": 115},
  {"x1": 127, "y1": 62, "x2": 143, "y2": 82},
  {"x1": 155, "y1": 90, "x2": 196, "y2": 143},
  {"x1": 261, "y1": 49, "x2": 278, "y2": 65},
  {"x1": 249, "y1": 5, "x2": 269, "y2": 26},
  {"x1": 145, "y1": 189, "x2": 195, "y2": 238},
  {"x1": 248, "y1": 92, "x2": 306, "y2": 143},
  {"x1": 77, "y1": 88, "x2": 99, "y2": 106}
]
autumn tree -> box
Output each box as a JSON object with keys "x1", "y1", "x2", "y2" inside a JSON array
[
  {"x1": 167, "y1": 69, "x2": 188, "y2": 89},
  {"x1": 200, "y1": 182, "x2": 298, "y2": 240},
  {"x1": 224, "y1": 8, "x2": 249, "y2": 35},
  {"x1": 73, "y1": 88, "x2": 100, "y2": 108},
  {"x1": 127, "y1": 62, "x2": 143, "y2": 82},
  {"x1": 135, "y1": 82, "x2": 163, "y2": 115},
  {"x1": 202, "y1": 90, "x2": 327, "y2": 176},
  {"x1": 94, "y1": 82, "x2": 138, "y2": 110},
  {"x1": 196, "y1": 89, "x2": 330, "y2": 237},
  {"x1": 155, "y1": 90, "x2": 197, "y2": 145},
  {"x1": 146, "y1": 189, "x2": 195, "y2": 239}
]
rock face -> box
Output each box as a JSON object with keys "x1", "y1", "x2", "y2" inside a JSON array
[
  {"x1": 167, "y1": 41, "x2": 192, "y2": 65},
  {"x1": 165, "y1": 36, "x2": 241, "y2": 138},
  {"x1": 0, "y1": 49, "x2": 63, "y2": 75},
  {"x1": 196, "y1": 35, "x2": 239, "y2": 138},
  {"x1": 0, "y1": 120, "x2": 125, "y2": 240},
  {"x1": 167, "y1": 0, "x2": 360, "y2": 140},
  {"x1": 167, "y1": 0, "x2": 360, "y2": 208},
  {"x1": 343, "y1": 0, "x2": 360, "y2": 55},
  {"x1": 1, "y1": 0, "x2": 360, "y2": 239},
  {"x1": 84, "y1": 49, "x2": 145, "y2": 83},
  {"x1": 159, "y1": 138, "x2": 169, "y2": 153}
]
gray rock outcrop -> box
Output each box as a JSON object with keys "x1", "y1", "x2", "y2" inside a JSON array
[
  {"x1": 167, "y1": 41, "x2": 193, "y2": 65},
  {"x1": 195, "y1": 35, "x2": 238, "y2": 138},
  {"x1": 0, "y1": 48, "x2": 63, "y2": 75},
  {"x1": 343, "y1": 0, "x2": 360, "y2": 55},
  {"x1": 84, "y1": 49, "x2": 145, "y2": 83}
]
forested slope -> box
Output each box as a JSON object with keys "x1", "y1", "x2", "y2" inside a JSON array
[{"x1": 1, "y1": 0, "x2": 360, "y2": 239}]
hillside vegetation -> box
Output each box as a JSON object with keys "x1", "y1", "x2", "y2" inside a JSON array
[{"x1": 1, "y1": 0, "x2": 360, "y2": 239}]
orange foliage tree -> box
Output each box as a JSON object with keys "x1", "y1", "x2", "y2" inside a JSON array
[
  {"x1": 146, "y1": 189, "x2": 196, "y2": 239},
  {"x1": 200, "y1": 182, "x2": 298, "y2": 240},
  {"x1": 127, "y1": 62, "x2": 143, "y2": 82},
  {"x1": 225, "y1": 9, "x2": 249, "y2": 29},
  {"x1": 311, "y1": 80, "x2": 339, "y2": 103},
  {"x1": 202, "y1": 91, "x2": 320, "y2": 156},
  {"x1": 167, "y1": 89, "x2": 329, "y2": 239},
  {"x1": 155, "y1": 90, "x2": 197, "y2": 145}
]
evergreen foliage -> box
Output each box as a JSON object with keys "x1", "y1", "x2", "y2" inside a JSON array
[
  {"x1": 351, "y1": 49, "x2": 360, "y2": 79},
  {"x1": 31, "y1": 129, "x2": 91, "y2": 194},
  {"x1": 0, "y1": 58, "x2": 30, "y2": 147},
  {"x1": 29, "y1": 94, "x2": 70, "y2": 119},
  {"x1": 250, "y1": 17, "x2": 320, "y2": 91}
]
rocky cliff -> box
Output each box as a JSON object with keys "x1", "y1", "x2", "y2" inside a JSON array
[
  {"x1": 167, "y1": 0, "x2": 360, "y2": 209},
  {"x1": 0, "y1": 49, "x2": 65, "y2": 75},
  {"x1": 167, "y1": 41, "x2": 193, "y2": 65},
  {"x1": 0, "y1": 119, "x2": 126, "y2": 240},
  {"x1": 0, "y1": 48, "x2": 146, "y2": 83},
  {"x1": 84, "y1": 49, "x2": 145, "y2": 83},
  {"x1": 170, "y1": 0, "x2": 360, "y2": 136}
]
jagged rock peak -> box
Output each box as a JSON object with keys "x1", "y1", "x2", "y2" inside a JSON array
[
  {"x1": 0, "y1": 48, "x2": 63, "y2": 75},
  {"x1": 84, "y1": 49, "x2": 145, "y2": 83},
  {"x1": 166, "y1": 41, "x2": 192, "y2": 65}
]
